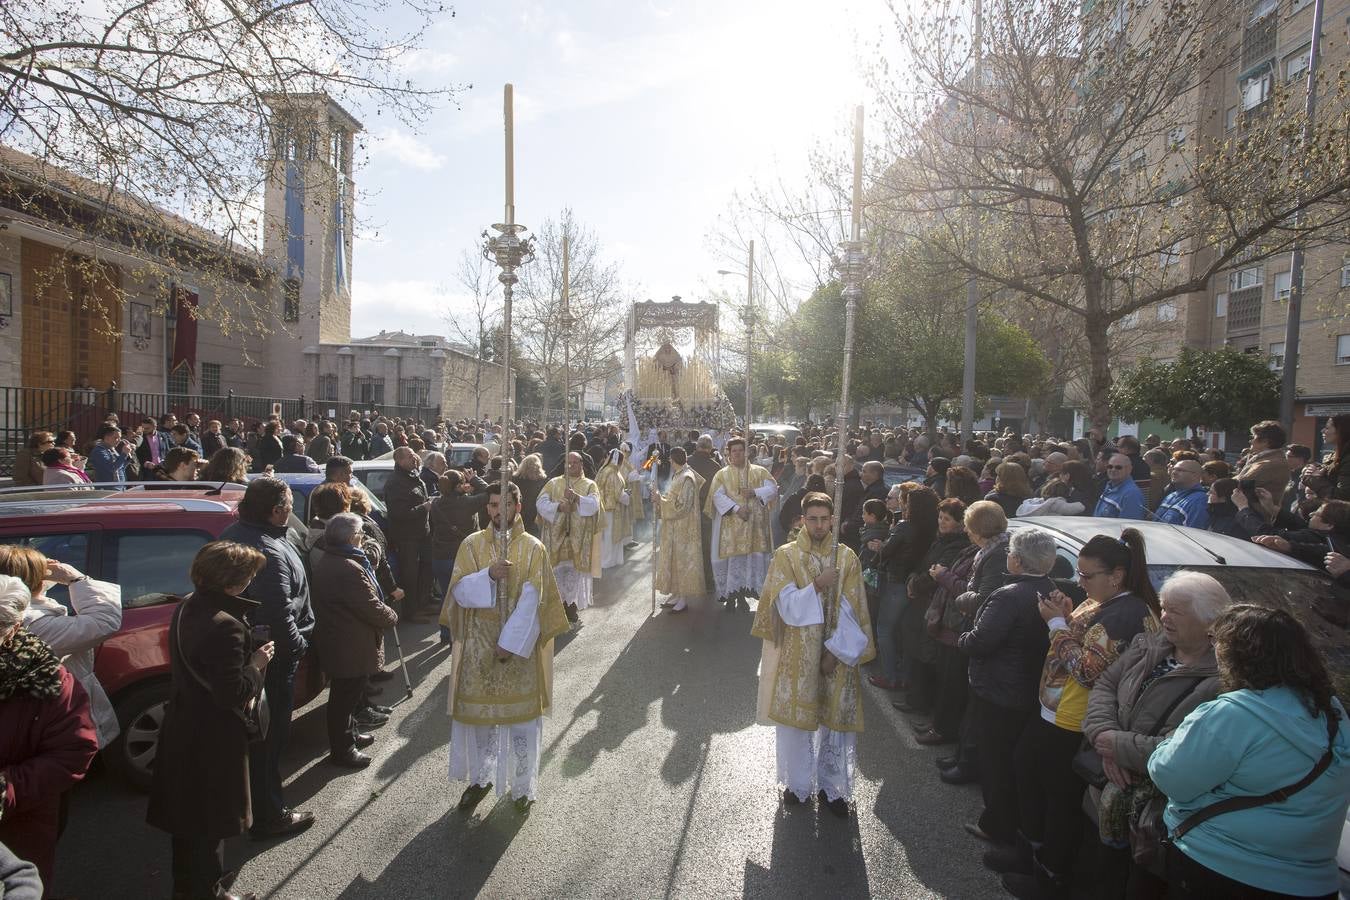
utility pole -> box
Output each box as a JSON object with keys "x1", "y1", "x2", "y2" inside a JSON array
[
  {"x1": 960, "y1": 0, "x2": 983, "y2": 444},
  {"x1": 744, "y1": 240, "x2": 755, "y2": 430},
  {"x1": 561, "y1": 234, "x2": 576, "y2": 431},
  {"x1": 1279, "y1": 0, "x2": 1325, "y2": 434}
]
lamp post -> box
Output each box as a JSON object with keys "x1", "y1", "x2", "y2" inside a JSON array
[
  {"x1": 716, "y1": 238, "x2": 755, "y2": 431},
  {"x1": 482, "y1": 83, "x2": 536, "y2": 555},
  {"x1": 560, "y1": 233, "x2": 576, "y2": 431}
]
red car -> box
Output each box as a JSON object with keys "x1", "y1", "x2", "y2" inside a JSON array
[{"x1": 0, "y1": 486, "x2": 324, "y2": 790}]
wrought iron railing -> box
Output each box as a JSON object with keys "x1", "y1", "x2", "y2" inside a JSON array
[{"x1": 0, "y1": 386, "x2": 441, "y2": 476}]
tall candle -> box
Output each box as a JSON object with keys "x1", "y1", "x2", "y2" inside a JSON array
[
  {"x1": 504, "y1": 84, "x2": 515, "y2": 225},
  {"x1": 851, "y1": 105, "x2": 864, "y2": 243}
]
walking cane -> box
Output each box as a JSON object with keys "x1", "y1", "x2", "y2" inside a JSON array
[{"x1": 386, "y1": 622, "x2": 415, "y2": 708}]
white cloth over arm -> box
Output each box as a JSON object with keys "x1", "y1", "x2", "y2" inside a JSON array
[
  {"x1": 753, "y1": 478, "x2": 778, "y2": 505},
  {"x1": 618, "y1": 489, "x2": 631, "y2": 507},
  {"x1": 575, "y1": 493, "x2": 600, "y2": 517},
  {"x1": 713, "y1": 486, "x2": 738, "y2": 516},
  {"x1": 452, "y1": 566, "x2": 496, "y2": 609},
  {"x1": 536, "y1": 492, "x2": 559, "y2": 525},
  {"x1": 497, "y1": 583, "x2": 540, "y2": 657},
  {"x1": 776, "y1": 582, "x2": 825, "y2": 628},
  {"x1": 825, "y1": 598, "x2": 868, "y2": 666}
]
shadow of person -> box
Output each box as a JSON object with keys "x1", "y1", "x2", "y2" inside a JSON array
[
  {"x1": 333, "y1": 797, "x2": 529, "y2": 899},
  {"x1": 742, "y1": 802, "x2": 870, "y2": 898}
]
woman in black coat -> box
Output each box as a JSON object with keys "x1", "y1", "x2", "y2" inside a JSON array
[{"x1": 147, "y1": 541, "x2": 275, "y2": 900}]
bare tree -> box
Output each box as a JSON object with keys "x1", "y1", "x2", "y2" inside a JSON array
[
  {"x1": 441, "y1": 250, "x2": 501, "y2": 420},
  {"x1": 1, "y1": 0, "x2": 462, "y2": 333},
  {"x1": 516, "y1": 210, "x2": 626, "y2": 425},
  {"x1": 872, "y1": 0, "x2": 1350, "y2": 431}
]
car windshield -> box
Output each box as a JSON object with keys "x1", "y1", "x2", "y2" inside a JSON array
[
  {"x1": 351, "y1": 480, "x2": 385, "y2": 515},
  {"x1": 1149, "y1": 565, "x2": 1350, "y2": 699}
]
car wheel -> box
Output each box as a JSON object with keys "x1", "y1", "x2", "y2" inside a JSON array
[{"x1": 106, "y1": 680, "x2": 171, "y2": 792}]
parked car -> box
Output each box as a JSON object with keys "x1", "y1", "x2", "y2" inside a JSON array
[
  {"x1": 1005, "y1": 517, "x2": 1349, "y2": 696},
  {"x1": 249, "y1": 472, "x2": 387, "y2": 529},
  {"x1": 0, "y1": 486, "x2": 325, "y2": 790},
  {"x1": 882, "y1": 464, "x2": 929, "y2": 488},
  {"x1": 750, "y1": 423, "x2": 801, "y2": 446},
  {"x1": 368, "y1": 443, "x2": 483, "y2": 466}
]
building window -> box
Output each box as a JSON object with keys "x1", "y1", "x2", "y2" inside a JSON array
[
  {"x1": 1274, "y1": 270, "x2": 1295, "y2": 303},
  {"x1": 354, "y1": 376, "x2": 384, "y2": 406},
  {"x1": 1216, "y1": 292, "x2": 1228, "y2": 317},
  {"x1": 1121, "y1": 310, "x2": 1140, "y2": 329},
  {"x1": 1129, "y1": 149, "x2": 1147, "y2": 173},
  {"x1": 201, "y1": 363, "x2": 222, "y2": 398},
  {"x1": 1225, "y1": 105, "x2": 1239, "y2": 131},
  {"x1": 1250, "y1": 0, "x2": 1278, "y2": 22},
  {"x1": 167, "y1": 365, "x2": 190, "y2": 398},
  {"x1": 1166, "y1": 126, "x2": 1187, "y2": 149},
  {"x1": 1159, "y1": 242, "x2": 1182, "y2": 269},
  {"x1": 1241, "y1": 69, "x2": 1274, "y2": 111},
  {"x1": 1337, "y1": 334, "x2": 1350, "y2": 365},
  {"x1": 318, "y1": 373, "x2": 338, "y2": 401},
  {"x1": 1268, "y1": 341, "x2": 1285, "y2": 370},
  {"x1": 1286, "y1": 46, "x2": 1310, "y2": 82},
  {"x1": 1157, "y1": 300, "x2": 1179, "y2": 322},
  {"x1": 1341, "y1": 257, "x2": 1350, "y2": 288},
  {"x1": 283, "y1": 278, "x2": 300, "y2": 322},
  {"x1": 1229, "y1": 265, "x2": 1264, "y2": 291},
  {"x1": 399, "y1": 377, "x2": 431, "y2": 407}
]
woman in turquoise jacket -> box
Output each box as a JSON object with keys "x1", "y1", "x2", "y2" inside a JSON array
[{"x1": 1148, "y1": 605, "x2": 1349, "y2": 899}]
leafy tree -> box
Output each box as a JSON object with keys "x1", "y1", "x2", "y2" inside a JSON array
[{"x1": 1108, "y1": 347, "x2": 1280, "y2": 437}]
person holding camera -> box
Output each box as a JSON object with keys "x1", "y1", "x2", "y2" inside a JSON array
[
  {"x1": 147, "y1": 542, "x2": 276, "y2": 900},
  {"x1": 89, "y1": 424, "x2": 132, "y2": 484}
]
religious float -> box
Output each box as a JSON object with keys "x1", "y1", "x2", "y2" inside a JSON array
[{"x1": 619, "y1": 297, "x2": 736, "y2": 450}]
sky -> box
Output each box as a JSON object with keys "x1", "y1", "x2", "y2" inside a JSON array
[{"x1": 348, "y1": 0, "x2": 896, "y2": 339}]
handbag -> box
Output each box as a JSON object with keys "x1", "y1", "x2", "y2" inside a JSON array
[
  {"x1": 173, "y1": 600, "x2": 270, "y2": 743},
  {"x1": 1074, "y1": 676, "x2": 1205, "y2": 791}
]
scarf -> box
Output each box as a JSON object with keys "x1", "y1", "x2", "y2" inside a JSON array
[
  {"x1": 49, "y1": 463, "x2": 91, "y2": 483},
  {"x1": 330, "y1": 542, "x2": 385, "y2": 602},
  {"x1": 0, "y1": 628, "x2": 63, "y2": 701}
]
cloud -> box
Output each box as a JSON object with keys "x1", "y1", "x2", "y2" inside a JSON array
[{"x1": 368, "y1": 129, "x2": 447, "y2": 171}]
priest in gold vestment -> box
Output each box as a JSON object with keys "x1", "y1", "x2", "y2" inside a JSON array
[
  {"x1": 704, "y1": 437, "x2": 777, "y2": 610},
  {"x1": 653, "y1": 447, "x2": 705, "y2": 613},
  {"x1": 443, "y1": 482, "x2": 568, "y2": 813},
  {"x1": 536, "y1": 451, "x2": 602, "y2": 623},
  {"x1": 596, "y1": 448, "x2": 634, "y2": 570},
  {"x1": 751, "y1": 491, "x2": 875, "y2": 816}
]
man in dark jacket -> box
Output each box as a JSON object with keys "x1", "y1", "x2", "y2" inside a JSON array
[
  {"x1": 273, "y1": 435, "x2": 320, "y2": 474},
  {"x1": 218, "y1": 478, "x2": 315, "y2": 840},
  {"x1": 843, "y1": 461, "x2": 889, "y2": 551},
  {"x1": 429, "y1": 469, "x2": 489, "y2": 594},
  {"x1": 340, "y1": 420, "x2": 370, "y2": 461},
  {"x1": 956, "y1": 526, "x2": 1055, "y2": 850},
  {"x1": 539, "y1": 426, "x2": 567, "y2": 476},
  {"x1": 384, "y1": 447, "x2": 434, "y2": 620}
]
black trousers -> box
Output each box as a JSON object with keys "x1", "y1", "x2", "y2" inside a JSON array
[
  {"x1": 971, "y1": 694, "x2": 1031, "y2": 844},
  {"x1": 1013, "y1": 715, "x2": 1087, "y2": 876},
  {"x1": 932, "y1": 644, "x2": 969, "y2": 739},
  {"x1": 1166, "y1": 844, "x2": 1336, "y2": 900},
  {"x1": 326, "y1": 675, "x2": 366, "y2": 755},
  {"x1": 170, "y1": 835, "x2": 225, "y2": 899},
  {"x1": 393, "y1": 537, "x2": 433, "y2": 612}
]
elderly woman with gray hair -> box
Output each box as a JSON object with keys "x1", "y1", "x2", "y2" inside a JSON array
[
  {"x1": 311, "y1": 513, "x2": 399, "y2": 770},
  {"x1": 1080, "y1": 571, "x2": 1232, "y2": 900}
]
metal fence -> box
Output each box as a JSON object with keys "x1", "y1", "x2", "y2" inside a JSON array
[{"x1": 0, "y1": 385, "x2": 441, "y2": 476}]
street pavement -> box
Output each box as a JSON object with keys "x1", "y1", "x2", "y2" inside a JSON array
[{"x1": 55, "y1": 541, "x2": 1005, "y2": 899}]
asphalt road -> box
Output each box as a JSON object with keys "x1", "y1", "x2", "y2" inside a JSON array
[{"x1": 55, "y1": 541, "x2": 1005, "y2": 899}]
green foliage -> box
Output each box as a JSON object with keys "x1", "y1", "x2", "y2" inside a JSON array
[{"x1": 1108, "y1": 347, "x2": 1280, "y2": 436}]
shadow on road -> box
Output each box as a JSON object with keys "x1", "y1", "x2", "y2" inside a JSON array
[
  {"x1": 333, "y1": 800, "x2": 528, "y2": 900},
  {"x1": 742, "y1": 802, "x2": 870, "y2": 898},
  {"x1": 556, "y1": 600, "x2": 759, "y2": 785}
]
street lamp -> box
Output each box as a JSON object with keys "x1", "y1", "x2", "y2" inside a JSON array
[{"x1": 716, "y1": 240, "x2": 755, "y2": 430}]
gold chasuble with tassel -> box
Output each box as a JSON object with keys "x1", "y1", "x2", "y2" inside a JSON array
[
  {"x1": 751, "y1": 531, "x2": 876, "y2": 733},
  {"x1": 654, "y1": 463, "x2": 706, "y2": 597},
  {"x1": 442, "y1": 519, "x2": 569, "y2": 725}
]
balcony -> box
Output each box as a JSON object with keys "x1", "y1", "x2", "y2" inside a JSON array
[
  {"x1": 1227, "y1": 285, "x2": 1263, "y2": 334},
  {"x1": 1243, "y1": 15, "x2": 1277, "y2": 71}
]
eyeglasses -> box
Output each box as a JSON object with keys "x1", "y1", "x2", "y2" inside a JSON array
[{"x1": 1076, "y1": 569, "x2": 1107, "y2": 580}]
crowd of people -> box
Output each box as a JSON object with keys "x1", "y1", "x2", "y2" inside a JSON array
[{"x1": 1, "y1": 408, "x2": 1347, "y2": 900}]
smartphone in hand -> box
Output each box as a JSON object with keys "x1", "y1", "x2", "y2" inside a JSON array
[{"x1": 250, "y1": 624, "x2": 271, "y2": 645}]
